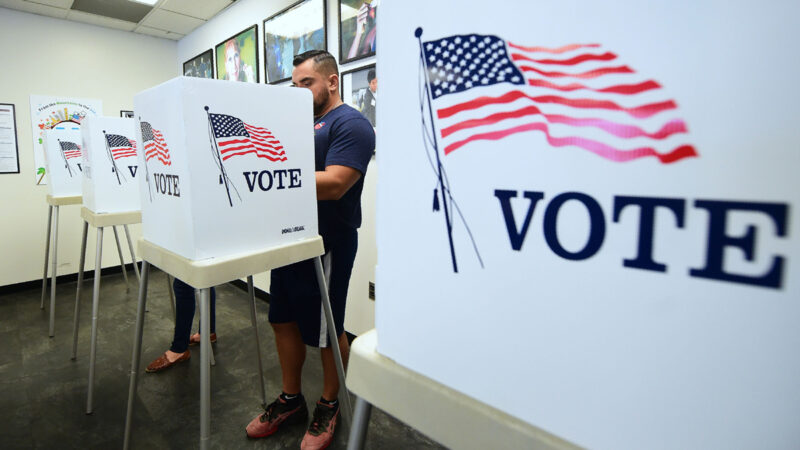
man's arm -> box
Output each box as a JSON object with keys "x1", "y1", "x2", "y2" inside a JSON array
[{"x1": 316, "y1": 164, "x2": 362, "y2": 201}]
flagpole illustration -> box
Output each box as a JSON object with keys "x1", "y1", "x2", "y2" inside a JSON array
[
  {"x1": 139, "y1": 117, "x2": 153, "y2": 201},
  {"x1": 204, "y1": 106, "x2": 240, "y2": 207},
  {"x1": 102, "y1": 130, "x2": 123, "y2": 185},
  {"x1": 57, "y1": 139, "x2": 74, "y2": 178},
  {"x1": 416, "y1": 27, "x2": 459, "y2": 273}
]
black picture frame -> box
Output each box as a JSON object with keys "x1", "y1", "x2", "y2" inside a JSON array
[
  {"x1": 263, "y1": 0, "x2": 327, "y2": 85},
  {"x1": 120, "y1": 110, "x2": 134, "y2": 118},
  {"x1": 0, "y1": 103, "x2": 20, "y2": 174},
  {"x1": 341, "y1": 63, "x2": 376, "y2": 129},
  {"x1": 338, "y1": 0, "x2": 377, "y2": 65},
  {"x1": 215, "y1": 25, "x2": 260, "y2": 83},
  {"x1": 183, "y1": 49, "x2": 214, "y2": 79}
]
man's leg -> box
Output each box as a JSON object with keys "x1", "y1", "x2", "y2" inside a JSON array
[
  {"x1": 271, "y1": 321, "x2": 306, "y2": 394},
  {"x1": 320, "y1": 332, "x2": 350, "y2": 401}
]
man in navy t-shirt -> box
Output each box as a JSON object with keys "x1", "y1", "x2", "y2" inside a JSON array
[{"x1": 246, "y1": 50, "x2": 374, "y2": 449}]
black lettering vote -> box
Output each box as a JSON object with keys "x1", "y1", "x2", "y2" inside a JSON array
[
  {"x1": 288, "y1": 169, "x2": 302, "y2": 188},
  {"x1": 689, "y1": 200, "x2": 787, "y2": 289},
  {"x1": 259, "y1": 170, "x2": 274, "y2": 191},
  {"x1": 274, "y1": 170, "x2": 288, "y2": 189},
  {"x1": 128, "y1": 166, "x2": 138, "y2": 177},
  {"x1": 613, "y1": 196, "x2": 685, "y2": 272},
  {"x1": 171, "y1": 174, "x2": 180, "y2": 197},
  {"x1": 495, "y1": 189, "x2": 543, "y2": 251},
  {"x1": 242, "y1": 170, "x2": 302, "y2": 192},
  {"x1": 76, "y1": 163, "x2": 82, "y2": 172}
]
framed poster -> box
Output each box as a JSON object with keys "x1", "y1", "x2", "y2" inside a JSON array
[
  {"x1": 338, "y1": 0, "x2": 377, "y2": 64},
  {"x1": 0, "y1": 103, "x2": 20, "y2": 174},
  {"x1": 215, "y1": 25, "x2": 258, "y2": 83},
  {"x1": 120, "y1": 110, "x2": 134, "y2": 118},
  {"x1": 341, "y1": 64, "x2": 376, "y2": 129},
  {"x1": 263, "y1": 0, "x2": 327, "y2": 84},
  {"x1": 183, "y1": 49, "x2": 214, "y2": 79}
]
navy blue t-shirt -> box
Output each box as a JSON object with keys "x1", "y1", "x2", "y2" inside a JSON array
[{"x1": 313, "y1": 104, "x2": 375, "y2": 238}]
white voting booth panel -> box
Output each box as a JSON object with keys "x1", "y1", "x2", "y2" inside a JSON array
[
  {"x1": 376, "y1": 2, "x2": 800, "y2": 449},
  {"x1": 81, "y1": 117, "x2": 141, "y2": 213},
  {"x1": 134, "y1": 76, "x2": 317, "y2": 261},
  {"x1": 43, "y1": 127, "x2": 83, "y2": 197}
]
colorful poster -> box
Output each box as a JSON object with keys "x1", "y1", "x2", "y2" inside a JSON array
[{"x1": 29, "y1": 95, "x2": 102, "y2": 184}]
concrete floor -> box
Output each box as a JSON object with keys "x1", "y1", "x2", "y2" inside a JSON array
[{"x1": 0, "y1": 268, "x2": 443, "y2": 449}]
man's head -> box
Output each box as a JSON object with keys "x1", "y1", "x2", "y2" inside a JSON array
[
  {"x1": 225, "y1": 39, "x2": 241, "y2": 80},
  {"x1": 367, "y1": 69, "x2": 377, "y2": 93},
  {"x1": 292, "y1": 50, "x2": 340, "y2": 117}
]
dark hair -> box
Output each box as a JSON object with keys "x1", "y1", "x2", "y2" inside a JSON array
[
  {"x1": 367, "y1": 69, "x2": 376, "y2": 83},
  {"x1": 293, "y1": 50, "x2": 338, "y2": 78}
]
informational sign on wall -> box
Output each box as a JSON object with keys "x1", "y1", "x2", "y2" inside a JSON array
[
  {"x1": 376, "y1": 1, "x2": 799, "y2": 449},
  {"x1": 29, "y1": 95, "x2": 102, "y2": 184}
]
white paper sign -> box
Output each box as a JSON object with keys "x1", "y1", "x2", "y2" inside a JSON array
[
  {"x1": 43, "y1": 127, "x2": 83, "y2": 197},
  {"x1": 29, "y1": 95, "x2": 102, "y2": 184},
  {"x1": 376, "y1": 2, "x2": 800, "y2": 449},
  {"x1": 134, "y1": 76, "x2": 318, "y2": 261},
  {"x1": 81, "y1": 117, "x2": 141, "y2": 213}
]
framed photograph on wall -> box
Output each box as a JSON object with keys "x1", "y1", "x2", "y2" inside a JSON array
[
  {"x1": 341, "y1": 63, "x2": 377, "y2": 130},
  {"x1": 338, "y1": 0, "x2": 377, "y2": 64},
  {"x1": 120, "y1": 110, "x2": 134, "y2": 118},
  {"x1": 263, "y1": 0, "x2": 327, "y2": 84},
  {"x1": 183, "y1": 49, "x2": 214, "y2": 79},
  {"x1": 215, "y1": 25, "x2": 259, "y2": 83}
]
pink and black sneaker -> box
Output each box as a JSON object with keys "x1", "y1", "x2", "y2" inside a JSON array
[
  {"x1": 300, "y1": 399, "x2": 340, "y2": 450},
  {"x1": 246, "y1": 393, "x2": 308, "y2": 438}
]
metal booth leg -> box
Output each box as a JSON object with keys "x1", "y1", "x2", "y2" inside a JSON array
[
  {"x1": 71, "y1": 221, "x2": 89, "y2": 360},
  {"x1": 247, "y1": 275, "x2": 267, "y2": 407},
  {"x1": 112, "y1": 226, "x2": 130, "y2": 289},
  {"x1": 346, "y1": 396, "x2": 374, "y2": 450},
  {"x1": 40, "y1": 204, "x2": 53, "y2": 310},
  {"x1": 199, "y1": 287, "x2": 212, "y2": 450},
  {"x1": 123, "y1": 261, "x2": 150, "y2": 450},
  {"x1": 86, "y1": 227, "x2": 104, "y2": 414},
  {"x1": 48, "y1": 205, "x2": 60, "y2": 337},
  {"x1": 123, "y1": 225, "x2": 140, "y2": 282},
  {"x1": 313, "y1": 256, "x2": 353, "y2": 426},
  {"x1": 194, "y1": 290, "x2": 215, "y2": 366}
]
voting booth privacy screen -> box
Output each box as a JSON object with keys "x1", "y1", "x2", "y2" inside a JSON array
[
  {"x1": 81, "y1": 117, "x2": 141, "y2": 213},
  {"x1": 43, "y1": 127, "x2": 83, "y2": 197},
  {"x1": 375, "y1": 1, "x2": 800, "y2": 449},
  {"x1": 134, "y1": 77, "x2": 318, "y2": 261}
]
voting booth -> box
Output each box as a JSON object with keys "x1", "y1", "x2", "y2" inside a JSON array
[
  {"x1": 43, "y1": 127, "x2": 83, "y2": 197},
  {"x1": 133, "y1": 76, "x2": 317, "y2": 261},
  {"x1": 80, "y1": 117, "x2": 141, "y2": 213},
  {"x1": 367, "y1": 1, "x2": 800, "y2": 449}
]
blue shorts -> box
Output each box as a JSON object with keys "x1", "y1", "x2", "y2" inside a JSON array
[{"x1": 268, "y1": 228, "x2": 358, "y2": 347}]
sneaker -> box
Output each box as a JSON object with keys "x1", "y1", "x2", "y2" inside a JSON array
[
  {"x1": 246, "y1": 394, "x2": 308, "y2": 438},
  {"x1": 300, "y1": 400, "x2": 339, "y2": 450}
]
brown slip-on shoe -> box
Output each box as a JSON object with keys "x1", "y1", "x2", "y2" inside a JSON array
[
  {"x1": 145, "y1": 350, "x2": 190, "y2": 373},
  {"x1": 189, "y1": 332, "x2": 217, "y2": 346}
]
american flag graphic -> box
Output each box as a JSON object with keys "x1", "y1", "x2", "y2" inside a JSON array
[
  {"x1": 421, "y1": 34, "x2": 697, "y2": 163},
  {"x1": 209, "y1": 113, "x2": 286, "y2": 162},
  {"x1": 140, "y1": 121, "x2": 171, "y2": 165},
  {"x1": 59, "y1": 141, "x2": 82, "y2": 159},
  {"x1": 105, "y1": 134, "x2": 137, "y2": 160}
]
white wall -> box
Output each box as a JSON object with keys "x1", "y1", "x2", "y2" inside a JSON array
[
  {"x1": 177, "y1": 0, "x2": 377, "y2": 334},
  {"x1": 0, "y1": 8, "x2": 177, "y2": 287}
]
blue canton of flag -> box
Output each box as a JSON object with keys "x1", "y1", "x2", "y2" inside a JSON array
[{"x1": 422, "y1": 34, "x2": 524, "y2": 99}]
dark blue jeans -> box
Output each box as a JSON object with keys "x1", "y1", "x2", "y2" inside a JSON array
[{"x1": 170, "y1": 278, "x2": 216, "y2": 353}]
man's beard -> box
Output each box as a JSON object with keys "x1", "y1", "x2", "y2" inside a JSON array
[{"x1": 313, "y1": 89, "x2": 330, "y2": 117}]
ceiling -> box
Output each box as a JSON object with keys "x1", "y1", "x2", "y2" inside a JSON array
[{"x1": 0, "y1": 0, "x2": 235, "y2": 40}]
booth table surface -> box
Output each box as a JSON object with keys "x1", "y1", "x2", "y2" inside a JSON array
[
  {"x1": 346, "y1": 330, "x2": 579, "y2": 450},
  {"x1": 46, "y1": 195, "x2": 81, "y2": 206},
  {"x1": 80, "y1": 207, "x2": 141, "y2": 227},
  {"x1": 137, "y1": 236, "x2": 325, "y2": 289}
]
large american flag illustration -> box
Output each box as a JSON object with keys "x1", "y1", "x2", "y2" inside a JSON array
[
  {"x1": 209, "y1": 113, "x2": 286, "y2": 162},
  {"x1": 59, "y1": 141, "x2": 82, "y2": 159},
  {"x1": 140, "y1": 121, "x2": 171, "y2": 165},
  {"x1": 105, "y1": 134, "x2": 137, "y2": 160},
  {"x1": 421, "y1": 34, "x2": 697, "y2": 163}
]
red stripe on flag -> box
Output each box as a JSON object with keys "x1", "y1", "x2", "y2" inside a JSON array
[
  {"x1": 511, "y1": 51, "x2": 617, "y2": 66},
  {"x1": 507, "y1": 42, "x2": 600, "y2": 54},
  {"x1": 527, "y1": 78, "x2": 661, "y2": 95},
  {"x1": 518, "y1": 64, "x2": 634, "y2": 79}
]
